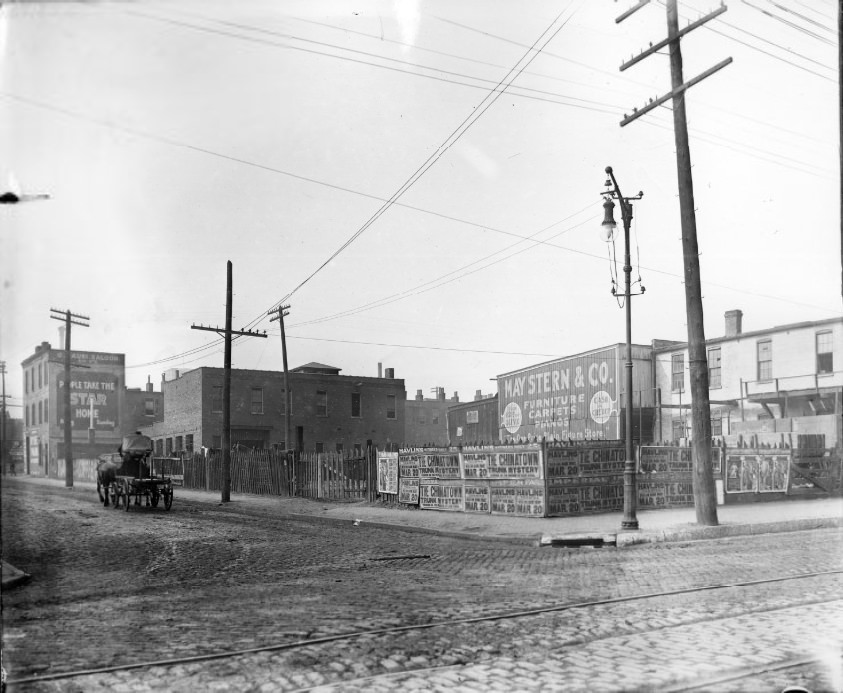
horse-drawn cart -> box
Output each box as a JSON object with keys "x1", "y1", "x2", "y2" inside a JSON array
[{"x1": 97, "y1": 434, "x2": 174, "y2": 511}]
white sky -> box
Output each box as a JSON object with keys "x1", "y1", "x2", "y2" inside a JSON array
[{"x1": 1, "y1": 0, "x2": 839, "y2": 410}]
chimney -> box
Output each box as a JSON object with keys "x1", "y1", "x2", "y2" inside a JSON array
[
  {"x1": 385, "y1": 367, "x2": 395, "y2": 379},
  {"x1": 415, "y1": 389, "x2": 423, "y2": 401},
  {"x1": 377, "y1": 362, "x2": 383, "y2": 378},
  {"x1": 474, "y1": 389, "x2": 483, "y2": 401},
  {"x1": 146, "y1": 375, "x2": 153, "y2": 393},
  {"x1": 452, "y1": 391, "x2": 459, "y2": 403},
  {"x1": 437, "y1": 387, "x2": 445, "y2": 401},
  {"x1": 725, "y1": 309, "x2": 743, "y2": 337},
  {"x1": 58, "y1": 326, "x2": 66, "y2": 345}
]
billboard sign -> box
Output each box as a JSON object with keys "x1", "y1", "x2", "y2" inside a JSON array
[
  {"x1": 56, "y1": 371, "x2": 120, "y2": 432},
  {"x1": 498, "y1": 349, "x2": 619, "y2": 441}
]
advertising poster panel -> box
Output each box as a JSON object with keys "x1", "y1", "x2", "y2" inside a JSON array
[
  {"x1": 490, "y1": 479, "x2": 545, "y2": 516},
  {"x1": 439, "y1": 480, "x2": 464, "y2": 512},
  {"x1": 462, "y1": 451, "x2": 492, "y2": 479},
  {"x1": 377, "y1": 452, "x2": 399, "y2": 494},
  {"x1": 545, "y1": 442, "x2": 625, "y2": 516},
  {"x1": 725, "y1": 454, "x2": 789, "y2": 494},
  {"x1": 418, "y1": 453, "x2": 461, "y2": 479},
  {"x1": 419, "y1": 482, "x2": 439, "y2": 510},
  {"x1": 639, "y1": 447, "x2": 722, "y2": 475},
  {"x1": 498, "y1": 349, "x2": 622, "y2": 442},
  {"x1": 398, "y1": 478, "x2": 420, "y2": 504},
  {"x1": 488, "y1": 449, "x2": 542, "y2": 479},
  {"x1": 464, "y1": 482, "x2": 490, "y2": 513}
]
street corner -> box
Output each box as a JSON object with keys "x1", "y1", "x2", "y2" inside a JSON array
[{"x1": 1, "y1": 560, "x2": 31, "y2": 590}]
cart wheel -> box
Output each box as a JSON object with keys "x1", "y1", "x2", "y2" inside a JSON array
[
  {"x1": 123, "y1": 481, "x2": 131, "y2": 512},
  {"x1": 151, "y1": 490, "x2": 160, "y2": 508},
  {"x1": 164, "y1": 488, "x2": 173, "y2": 510}
]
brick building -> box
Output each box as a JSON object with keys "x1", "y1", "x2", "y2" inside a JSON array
[
  {"x1": 655, "y1": 311, "x2": 843, "y2": 446},
  {"x1": 404, "y1": 387, "x2": 457, "y2": 447},
  {"x1": 20, "y1": 342, "x2": 127, "y2": 474},
  {"x1": 142, "y1": 363, "x2": 407, "y2": 455}
]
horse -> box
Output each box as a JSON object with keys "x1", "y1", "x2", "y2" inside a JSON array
[{"x1": 96, "y1": 455, "x2": 122, "y2": 507}]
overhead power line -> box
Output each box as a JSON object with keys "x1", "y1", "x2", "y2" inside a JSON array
[{"x1": 270, "y1": 4, "x2": 580, "y2": 310}]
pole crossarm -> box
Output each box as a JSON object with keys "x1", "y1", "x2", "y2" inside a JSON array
[
  {"x1": 620, "y1": 5, "x2": 727, "y2": 71},
  {"x1": 621, "y1": 57, "x2": 732, "y2": 126},
  {"x1": 191, "y1": 324, "x2": 267, "y2": 339},
  {"x1": 615, "y1": 0, "x2": 651, "y2": 24}
]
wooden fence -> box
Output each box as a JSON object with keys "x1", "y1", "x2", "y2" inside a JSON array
[{"x1": 163, "y1": 447, "x2": 376, "y2": 500}]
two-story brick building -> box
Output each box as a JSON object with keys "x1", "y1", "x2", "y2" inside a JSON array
[
  {"x1": 142, "y1": 362, "x2": 407, "y2": 455},
  {"x1": 655, "y1": 310, "x2": 842, "y2": 446}
]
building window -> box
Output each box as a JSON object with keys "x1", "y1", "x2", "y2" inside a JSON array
[
  {"x1": 175, "y1": 436, "x2": 183, "y2": 452},
  {"x1": 316, "y1": 390, "x2": 328, "y2": 417},
  {"x1": 354, "y1": 443, "x2": 362, "y2": 456},
  {"x1": 757, "y1": 340, "x2": 772, "y2": 381},
  {"x1": 31, "y1": 404, "x2": 36, "y2": 427},
  {"x1": 211, "y1": 385, "x2": 223, "y2": 413},
  {"x1": 38, "y1": 363, "x2": 42, "y2": 389},
  {"x1": 185, "y1": 434, "x2": 194, "y2": 454},
  {"x1": 708, "y1": 346, "x2": 721, "y2": 389},
  {"x1": 212, "y1": 435, "x2": 221, "y2": 449},
  {"x1": 671, "y1": 354, "x2": 684, "y2": 393},
  {"x1": 817, "y1": 331, "x2": 833, "y2": 374},
  {"x1": 315, "y1": 442, "x2": 324, "y2": 454},
  {"x1": 432, "y1": 412, "x2": 440, "y2": 425},
  {"x1": 386, "y1": 394, "x2": 396, "y2": 419},
  {"x1": 672, "y1": 418, "x2": 686, "y2": 441},
  {"x1": 251, "y1": 387, "x2": 264, "y2": 415},
  {"x1": 24, "y1": 369, "x2": 28, "y2": 394},
  {"x1": 417, "y1": 413, "x2": 426, "y2": 425},
  {"x1": 25, "y1": 406, "x2": 28, "y2": 426},
  {"x1": 711, "y1": 413, "x2": 722, "y2": 437},
  {"x1": 38, "y1": 401, "x2": 43, "y2": 424},
  {"x1": 43, "y1": 399, "x2": 48, "y2": 423},
  {"x1": 351, "y1": 392, "x2": 361, "y2": 418},
  {"x1": 155, "y1": 439, "x2": 163, "y2": 456},
  {"x1": 336, "y1": 442, "x2": 343, "y2": 453},
  {"x1": 165, "y1": 438, "x2": 173, "y2": 455},
  {"x1": 144, "y1": 399, "x2": 155, "y2": 416}
]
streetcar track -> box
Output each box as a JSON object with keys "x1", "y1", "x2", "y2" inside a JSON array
[{"x1": 8, "y1": 568, "x2": 843, "y2": 687}]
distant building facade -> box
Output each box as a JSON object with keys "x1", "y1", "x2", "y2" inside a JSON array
[
  {"x1": 448, "y1": 392, "x2": 499, "y2": 446},
  {"x1": 404, "y1": 387, "x2": 456, "y2": 447},
  {"x1": 21, "y1": 342, "x2": 127, "y2": 474},
  {"x1": 655, "y1": 310, "x2": 843, "y2": 446},
  {"x1": 142, "y1": 363, "x2": 407, "y2": 455}
]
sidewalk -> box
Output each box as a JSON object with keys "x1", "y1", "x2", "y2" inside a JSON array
[{"x1": 5, "y1": 475, "x2": 842, "y2": 551}]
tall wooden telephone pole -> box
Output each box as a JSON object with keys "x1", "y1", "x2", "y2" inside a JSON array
[
  {"x1": 616, "y1": 0, "x2": 730, "y2": 525},
  {"x1": 50, "y1": 308, "x2": 90, "y2": 488},
  {"x1": 268, "y1": 304, "x2": 292, "y2": 453},
  {"x1": 192, "y1": 261, "x2": 266, "y2": 502}
]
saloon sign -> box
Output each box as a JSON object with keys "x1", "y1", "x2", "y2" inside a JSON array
[{"x1": 498, "y1": 349, "x2": 620, "y2": 441}]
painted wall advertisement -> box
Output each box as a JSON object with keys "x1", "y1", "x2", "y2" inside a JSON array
[
  {"x1": 377, "y1": 452, "x2": 398, "y2": 495},
  {"x1": 497, "y1": 349, "x2": 622, "y2": 442},
  {"x1": 56, "y1": 371, "x2": 120, "y2": 432},
  {"x1": 725, "y1": 454, "x2": 789, "y2": 494}
]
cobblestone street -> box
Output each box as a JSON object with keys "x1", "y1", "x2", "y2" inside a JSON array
[{"x1": 2, "y1": 479, "x2": 842, "y2": 692}]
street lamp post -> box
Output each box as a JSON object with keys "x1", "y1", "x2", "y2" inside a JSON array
[{"x1": 601, "y1": 166, "x2": 644, "y2": 531}]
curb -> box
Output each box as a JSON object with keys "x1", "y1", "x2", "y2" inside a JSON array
[
  {"x1": 280, "y1": 511, "x2": 544, "y2": 547},
  {"x1": 542, "y1": 516, "x2": 843, "y2": 548},
  {"x1": 1, "y1": 560, "x2": 31, "y2": 590}
]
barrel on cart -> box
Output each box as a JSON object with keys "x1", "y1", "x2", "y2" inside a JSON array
[{"x1": 111, "y1": 434, "x2": 174, "y2": 512}]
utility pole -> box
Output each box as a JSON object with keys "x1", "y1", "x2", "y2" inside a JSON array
[
  {"x1": 192, "y1": 261, "x2": 266, "y2": 502},
  {"x1": 1, "y1": 361, "x2": 7, "y2": 476},
  {"x1": 616, "y1": 0, "x2": 729, "y2": 525},
  {"x1": 50, "y1": 308, "x2": 90, "y2": 488},
  {"x1": 268, "y1": 304, "x2": 292, "y2": 453}
]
